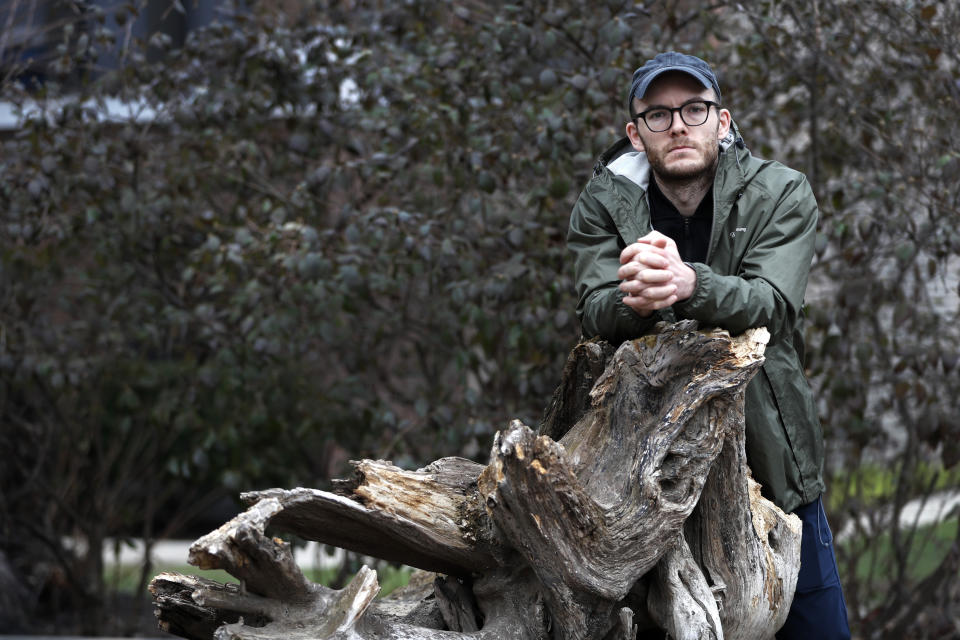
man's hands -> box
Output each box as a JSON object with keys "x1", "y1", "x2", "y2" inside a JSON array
[{"x1": 618, "y1": 231, "x2": 697, "y2": 317}]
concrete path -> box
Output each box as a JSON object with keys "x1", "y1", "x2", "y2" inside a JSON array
[
  {"x1": 835, "y1": 490, "x2": 960, "y2": 541},
  {"x1": 104, "y1": 538, "x2": 348, "y2": 570}
]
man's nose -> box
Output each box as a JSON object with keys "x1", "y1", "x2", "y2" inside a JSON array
[{"x1": 668, "y1": 111, "x2": 688, "y2": 134}]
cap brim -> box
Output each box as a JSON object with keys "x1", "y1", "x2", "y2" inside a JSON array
[{"x1": 634, "y1": 66, "x2": 715, "y2": 101}]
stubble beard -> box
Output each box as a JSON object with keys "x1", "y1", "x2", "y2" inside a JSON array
[
  {"x1": 643, "y1": 129, "x2": 721, "y2": 189},
  {"x1": 647, "y1": 140, "x2": 720, "y2": 186}
]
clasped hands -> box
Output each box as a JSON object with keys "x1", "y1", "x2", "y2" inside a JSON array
[{"x1": 618, "y1": 231, "x2": 697, "y2": 317}]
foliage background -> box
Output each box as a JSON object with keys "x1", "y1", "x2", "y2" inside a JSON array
[{"x1": 1, "y1": 0, "x2": 958, "y2": 637}]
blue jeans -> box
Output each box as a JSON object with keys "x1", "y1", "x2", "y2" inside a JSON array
[{"x1": 777, "y1": 495, "x2": 852, "y2": 640}]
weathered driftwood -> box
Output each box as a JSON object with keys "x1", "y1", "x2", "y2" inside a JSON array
[{"x1": 150, "y1": 320, "x2": 801, "y2": 640}]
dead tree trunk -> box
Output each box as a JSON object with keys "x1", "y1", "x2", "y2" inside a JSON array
[{"x1": 151, "y1": 320, "x2": 801, "y2": 640}]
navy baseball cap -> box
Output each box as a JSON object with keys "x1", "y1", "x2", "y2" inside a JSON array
[{"x1": 628, "y1": 52, "x2": 722, "y2": 114}]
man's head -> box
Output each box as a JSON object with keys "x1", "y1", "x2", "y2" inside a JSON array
[
  {"x1": 627, "y1": 52, "x2": 722, "y2": 112},
  {"x1": 625, "y1": 52, "x2": 731, "y2": 183}
]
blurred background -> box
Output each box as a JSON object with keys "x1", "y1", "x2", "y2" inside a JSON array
[{"x1": 0, "y1": 0, "x2": 957, "y2": 638}]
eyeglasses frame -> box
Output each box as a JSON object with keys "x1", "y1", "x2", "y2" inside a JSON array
[{"x1": 631, "y1": 100, "x2": 721, "y2": 133}]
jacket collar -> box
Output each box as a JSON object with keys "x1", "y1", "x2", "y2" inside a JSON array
[
  {"x1": 593, "y1": 136, "x2": 634, "y2": 177},
  {"x1": 594, "y1": 120, "x2": 750, "y2": 201}
]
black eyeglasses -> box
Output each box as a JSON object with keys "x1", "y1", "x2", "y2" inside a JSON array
[{"x1": 632, "y1": 100, "x2": 719, "y2": 133}]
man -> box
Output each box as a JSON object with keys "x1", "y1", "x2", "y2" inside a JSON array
[{"x1": 567, "y1": 52, "x2": 850, "y2": 639}]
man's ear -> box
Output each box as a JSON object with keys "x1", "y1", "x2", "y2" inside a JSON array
[
  {"x1": 626, "y1": 120, "x2": 645, "y2": 152},
  {"x1": 717, "y1": 108, "x2": 732, "y2": 141}
]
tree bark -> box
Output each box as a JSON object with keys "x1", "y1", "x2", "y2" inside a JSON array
[{"x1": 151, "y1": 321, "x2": 801, "y2": 640}]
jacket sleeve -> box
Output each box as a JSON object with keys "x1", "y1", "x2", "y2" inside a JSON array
[
  {"x1": 567, "y1": 185, "x2": 663, "y2": 344},
  {"x1": 673, "y1": 172, "x2": 818, "y2": 338}
]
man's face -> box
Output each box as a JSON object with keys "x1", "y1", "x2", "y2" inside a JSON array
[{"x1": 625, "y1": 72, "x2": 731, "y2": 182}]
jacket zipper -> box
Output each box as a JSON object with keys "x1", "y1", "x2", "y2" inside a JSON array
[
  {"x1": 705, "y1": 146, "x2": 746, "y2": 264},
  {"x1": 706, "y1": 189, "x2": 716, "y2": 263}
]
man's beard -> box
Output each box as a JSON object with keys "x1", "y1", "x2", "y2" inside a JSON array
[{"x1": 647, "y1": 139, "x2": 719, "y2": 185}]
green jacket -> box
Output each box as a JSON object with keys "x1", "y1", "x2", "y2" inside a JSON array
[{"x1": 567, "y1": 129, "x2": 825, "y2": 513}]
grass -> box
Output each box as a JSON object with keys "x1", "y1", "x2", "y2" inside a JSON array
[
  {"x1": 838, "y1": 517, "x2": 958, "y2": 587},
  {"x1": 826, "y1": 461, "x2": 960, "y2": 513},
  {"x1": 827, "y1": 461, "x2": 958, "y2": 611}
]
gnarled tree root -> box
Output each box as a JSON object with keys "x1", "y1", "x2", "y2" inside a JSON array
[{"x1": 151, "y1": 321, "x2": 800, "y2": 640}]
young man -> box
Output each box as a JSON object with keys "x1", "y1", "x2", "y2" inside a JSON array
[{"x1": 567, "y1": 52, "x2": 851, "y2": 639}]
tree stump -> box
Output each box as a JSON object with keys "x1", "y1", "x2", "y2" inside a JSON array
[{"x1": 150, "y1": 320, "x2": 801, "y2": 640}]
